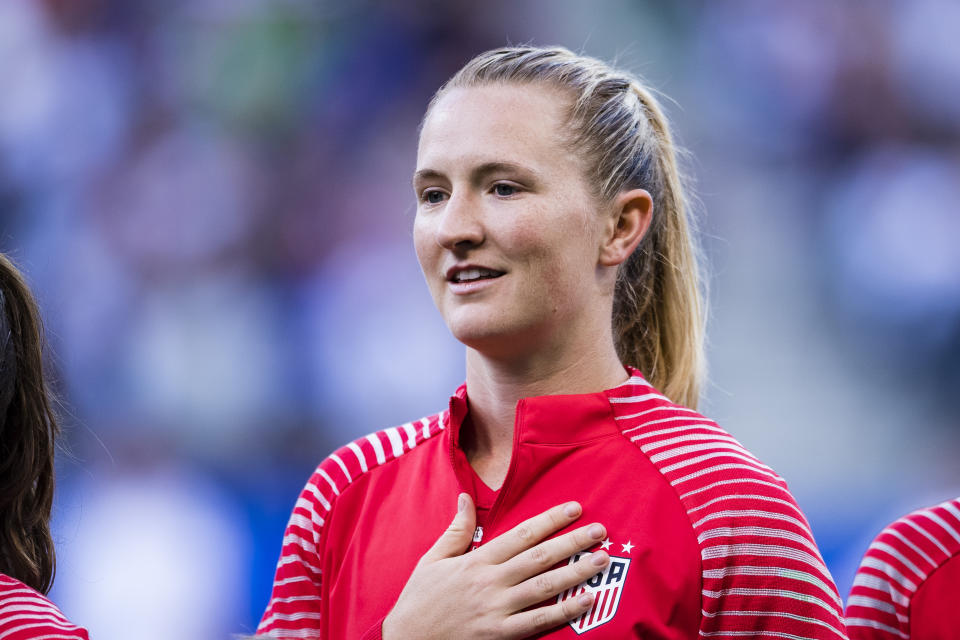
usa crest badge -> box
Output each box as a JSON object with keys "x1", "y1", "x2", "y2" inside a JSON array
[{"x1": 557, "y1": 551, "x2": 630, "y2": 634}]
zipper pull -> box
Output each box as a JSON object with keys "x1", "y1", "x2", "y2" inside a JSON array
[{"x1": 470, "y1": 526, "x2": 484, "y2": 551}]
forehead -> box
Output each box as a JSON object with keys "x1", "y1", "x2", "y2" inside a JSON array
[{"x1": 416, "y1": 83, "x2": 578, "y2": 175}]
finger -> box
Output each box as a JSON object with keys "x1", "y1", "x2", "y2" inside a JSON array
[
  {"x1": 501, "y1": 521, "x2": 606, "y2": 584},
  {"x1": 421, "y1": 493, "x2": 476, "y2": 562},
  {"x1": 506, "y1": 549, "x2": 610, "y2": 611},
  {"x1": 478, "y1": 501, "x2": 582, "y2": 565},
  {"x1": 501, "y1": 588, "x2": 596, "y2": 639}
]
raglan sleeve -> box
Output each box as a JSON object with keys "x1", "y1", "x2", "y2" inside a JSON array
[
  {"x1": 694, "y1": 477, "x2": 848, "y2": 639},
  {"x1": 256, "y1": 459, "x2": 342, "y2": 639}
]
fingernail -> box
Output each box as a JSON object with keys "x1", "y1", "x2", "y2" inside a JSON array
[
  {"x1": 564, "y1": 502, "x2": 581, "y2": 518},
  {"x1": 591, "y1": 552, "x2": 608, "y2": 567},
  {"x1": 458, "y1": 494, "x2": 467, "y2": 512},
  {"x1": 577, "y1": 593, "x2": 593, "y2": 606},
  {"x1": 589, "y1": 524, "x2": 604, "y2": 539}
]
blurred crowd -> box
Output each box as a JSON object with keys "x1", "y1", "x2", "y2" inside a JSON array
[{"x1": 0, "y1": 0, "x2": 957, "y2": 637}]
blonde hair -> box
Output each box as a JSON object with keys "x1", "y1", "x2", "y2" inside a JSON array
[{"x1": 428, "y1": 46, "x2": 706, "y2": 408}]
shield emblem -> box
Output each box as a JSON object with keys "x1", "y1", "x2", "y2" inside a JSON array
[{"x1": 557, "y1": 552, "x2": 631, "y2": 634}]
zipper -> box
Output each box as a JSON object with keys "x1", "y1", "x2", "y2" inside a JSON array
[{"x1": 477, "y1": 398, "x2": 526, "y2": 545}]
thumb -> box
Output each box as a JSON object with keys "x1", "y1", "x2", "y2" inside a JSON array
[{"x1": 423, "y1": 493, "x2": 476, "y2": 562}]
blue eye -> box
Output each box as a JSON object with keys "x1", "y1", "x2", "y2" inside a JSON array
[
  {"x1": 423, "y1": 190, "x2": 446, "y2": 204},
  {"x1": 494, "y1": 183, "x2": 517, "y2": 196}
]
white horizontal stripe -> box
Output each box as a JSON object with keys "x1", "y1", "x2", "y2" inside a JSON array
[
  {"x1": 869, "y1": 541, "x2": 926, "y2": 581},
  {"x1": 701, "y1": 587, "x2": 840, "y2": 623},
  {"x1": 0, "y1": 622, "x2": 84, "y2": 640},
  {"x1": 614, "y1": 375, "x2": 648, "y2": 388},
  {"x1": 702, "y1": 543, "x2": 834, "y2": 586},
  {"x1": 640, "y1": 432, "x2": 740, "y2": 454},
  {"x1": 672, "y1": 462, "x2": 782, "y2": 486},
  {"x1": 272, "y1": 575, "x2": 314, "y2": 588},
  {"x1": 940, "y1": 500, "x2": 960, "y2": 524},
  {"x1": 702, "y1": 565, "x2": 839, "y2": 605},
  {"x1": 260, "y1": 610, "x2": 323, "y2": 628},
  {"x1": 293, "y1": 496, "x2": 324, "y2": 528},
  {"x1": 401, "y1": 421, "x2": 418, "y2": 449},
  {"x1": 919, "y1": 508, "x2": 960, "y2": 545},
  {"x1": 0, "y1": 598, "x2": 69, "y2": 621},
  {"x1": 346, "y1": 441, "x2": 369, "y2": 473},
  {"x1": 700, "y1": 608, "x2": 846, "y2": 639},
  {"x1": 266, "y1": 627, "x2": 324, "y2": 638},
  {"x1": 289, "y1": 513, "x2": 320, "y2": 533},
  {"x1": 650, "y1": 441, "x2": 758, "y2": 465},
  {"x1": 328, "y1": 453, "x2": 352, "y2": 483},
  {"x1": 317, "y1": 468, "x2": 339, "y2": 496},
  {"x1": 694, "y1": 509, "x2": 809, "y2": 532},
  {"x1": 699, "y1": 631, "x2": 817, "y2": 640},
  {"x1": 608, "y1": 392, "x2": 669, "y2": 404},
  {"x1": 843, "y1": 617, "x2": 908, "y2": 638},
  {"x1": 661, "y1": 450, "x2": 772, "y2": 475},
  {"x1": 845, "y1": 595, "x2": 905, "y2": 619},
  {"x1": 266, "y1": 594, "x2": 322, "y2": 605},
  {"x1": 282, "y1": 532, "x2": 317, "y2": 555},
  {"x1": 679, "y1": 477, "x2": 790, "y2": 501},
  {"x1": 852, "y1": 573, "x2": 909, "y2": 608},
  {"x1": 621, "y1": 413, "x2": 717, "y2": 433},
  {"x1": 902, "y1": 516, "x2": 950, "y2": 556},
  {"x1": 688, "y1": 493, "x2": 802, "y2": 519},
  {"x1": 884, "y1": 526, "x2": 935, "y2": 567},
  {"x1": 276, "y1": 554, "x2": 322, "y2": 577},
  {"x1": 698, "y1": 525, "x2": 822, "y2": 557},
  {"x1": 421, "y1": 417, "x2": 431, "y2": 439},
  {"x1": 384, "y1": 427, "x2": 404, "y2": 458},
  {"x1": 303, "y1": 482, "x2": 331, "y2": 513},
  {"x1": 0, "y1": 608, "x2": 72, "y2": 625},
  {"x1": 365, "y1": 433, "x2": 387, "y2": 464},
  {"x1": 861, "y1": 556, "x2": 917, "y2": 592}
]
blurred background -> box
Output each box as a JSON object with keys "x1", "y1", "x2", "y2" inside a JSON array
[{"x1": 1, "y1": 0, "x2": 958, "y2": 636}]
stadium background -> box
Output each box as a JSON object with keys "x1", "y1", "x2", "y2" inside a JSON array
[{"x1": 1, "y1": 0, "x2": 958, "y2": 637}]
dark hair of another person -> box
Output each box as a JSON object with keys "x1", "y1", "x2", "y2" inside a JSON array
[{"x1": 0, "y1": 254, "x2": 59, "y2": 594}]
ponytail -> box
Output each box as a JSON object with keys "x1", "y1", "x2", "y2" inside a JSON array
[
  {"x1": 611, "y1": 84, "x2": 705, "y2": 409},
  {"x1": 0, "y1": 254, "x2": 59, "y2": 593},
  {"x1": 433, "y1": 47, "x2": 706, "y2": 408}
]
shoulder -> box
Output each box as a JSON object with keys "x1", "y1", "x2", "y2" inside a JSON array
[
  {"x1": 606, "y1": 372, "x2": 846, "y2": 637},
  {"x1": 287, "y1": 409, "x2": 450, "y2": 541},
  {"x1": 846, "y1": 497, "x2": 960, "y2": 639},
  {"x1": 0, "y1": 574, "x2": 89, "y2": 640}
]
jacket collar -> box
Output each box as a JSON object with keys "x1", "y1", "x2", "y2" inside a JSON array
[{"x1": 447, "y1": 367, "x2": 646, "y2": 447}]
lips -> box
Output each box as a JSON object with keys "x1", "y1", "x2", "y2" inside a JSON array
[{"x1": 446, "y1": 265, "x2": 506, "y2": 283}]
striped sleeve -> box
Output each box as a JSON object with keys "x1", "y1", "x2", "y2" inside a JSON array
[
  {"x1": 257, "y1": 413, "x2": 447, "y2": 639},
  {"x1": 845, "y1": 497, "x2": 960, "y2": 639},
  {"x1": 0, "y1": 575, "x2": 89, "y2": 640},
  {"x1": 608, "y1": 371, "x2": 846, "y2": 639}
]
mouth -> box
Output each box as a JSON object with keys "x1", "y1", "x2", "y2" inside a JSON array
[{"x1": 447, "y1": 267, "x2": 506, "y2": 284}]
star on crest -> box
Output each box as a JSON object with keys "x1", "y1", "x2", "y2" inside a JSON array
[
  {"x1": 600, "y1": 538, "x2": 612, "y2": 551},
  {"x1": 621, "y1": 540, "x2": 634, "y2": 554}
]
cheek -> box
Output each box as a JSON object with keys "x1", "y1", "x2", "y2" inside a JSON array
[{"x1": 412, "y1": 217, "x2": 434, "y2": 269}]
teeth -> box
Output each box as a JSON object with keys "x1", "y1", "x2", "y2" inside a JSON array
[
  {"x1": 459, "y1": 269, "x2": 482, "y2": 282},
  {"x1": 454, "y1": 268, "x2": 500, "y2": 282}
]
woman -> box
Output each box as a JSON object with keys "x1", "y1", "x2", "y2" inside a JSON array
[
  {"x1": 845, "y1": 497, "x2": 960, "y2": 639},
  {"x1": 0, "y1": 254, "x2": 88, "y2": 639},
  {"x1": 257, "y1": 46, "x2": 846, "y2": 639}
]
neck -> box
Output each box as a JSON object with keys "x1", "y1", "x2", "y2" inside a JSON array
[{"x1": 461, "y1": 325, "x2": 628, "y2": 462}]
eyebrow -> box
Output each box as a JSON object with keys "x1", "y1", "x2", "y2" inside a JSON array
[{"x1": 412, "y1": 161, "x2": 537, "y2": 187}]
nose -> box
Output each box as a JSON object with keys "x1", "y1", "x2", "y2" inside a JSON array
[{"x1": 435, "y1": 192, "x2": 484, "y2": 252}]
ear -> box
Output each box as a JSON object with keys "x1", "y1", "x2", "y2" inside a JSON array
[{"x1": 598, "y1": 188, "x2": 653, "y2": 267}]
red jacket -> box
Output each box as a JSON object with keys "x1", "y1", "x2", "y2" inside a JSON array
[
  {"x1": 259, "y1": 369, "x2": 846, "y2": 638},
  {"x1": 845, "y1": 497, "x2": 960, "y2": 639},
  {"x1": 0, "y1": 574, "x2": 89, "y2": 640}
]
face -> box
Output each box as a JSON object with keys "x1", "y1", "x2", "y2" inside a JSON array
[{"x1": 413, "y1": 83, "x2": 610, "y2": 355}]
